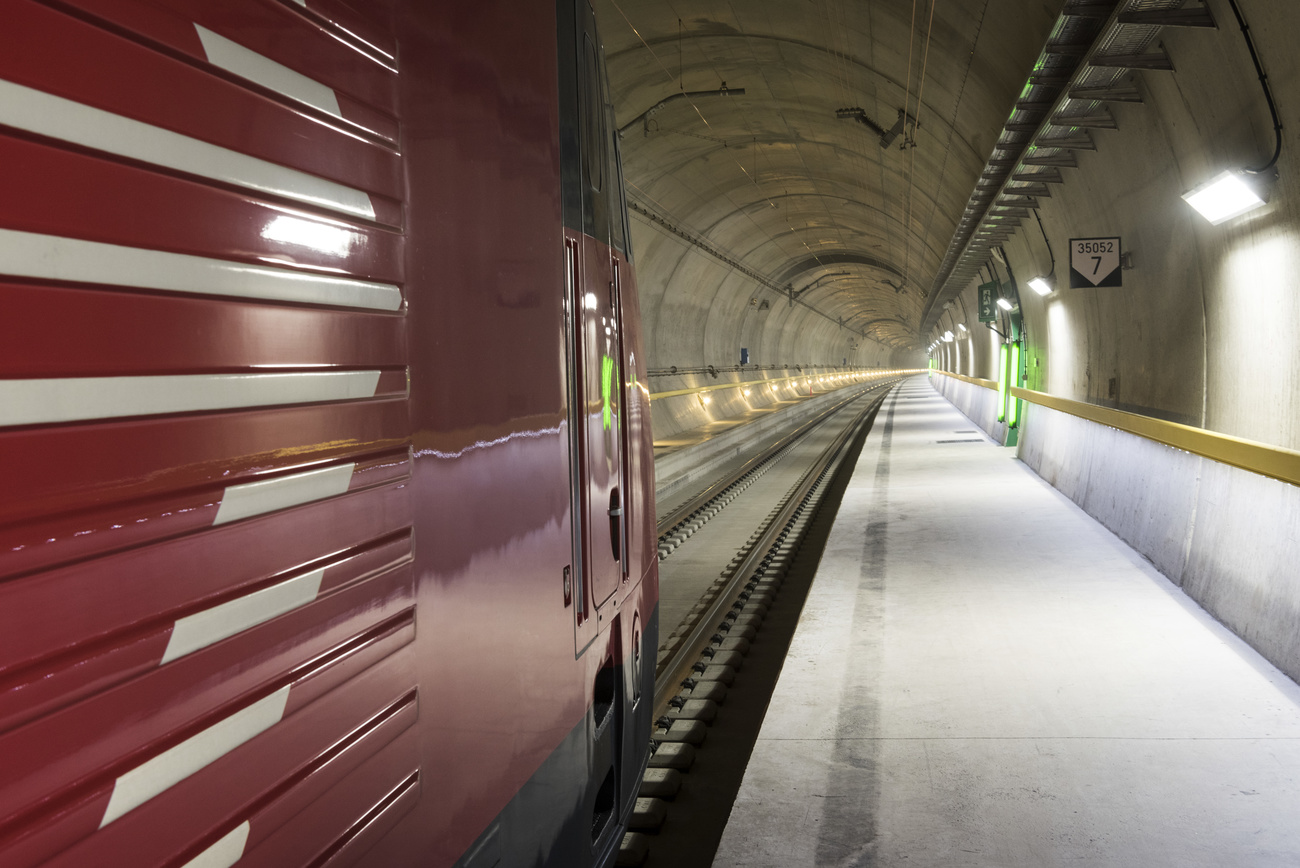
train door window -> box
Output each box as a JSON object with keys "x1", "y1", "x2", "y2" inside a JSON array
[
  {"x1": 598, "y1": 46, "x2": 629, "y2": 258},
  {"x1": 608, "y1": 125, "x2": 631, "y2": 260},
  {"x1": 580, "y1": 32, "x2": 609, "y2": 242},
  {"x1": 581, "y1": 33, "x2": 603, "y2": 194}
]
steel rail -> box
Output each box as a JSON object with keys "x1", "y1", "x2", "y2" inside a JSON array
[
  {"x1": 649, "y1": 369, "x2": 914, "y2": 402},
  {"x1": 651, "y1": 388, "x2": 889, "y2": 718},
  {"x1": 655, "y1": 377, "x2": 904, "y2": 538}
]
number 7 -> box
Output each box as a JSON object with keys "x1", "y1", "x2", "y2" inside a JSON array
[{"x1": 1091, "y1": 256, "x2": 1102, "y2": 275}]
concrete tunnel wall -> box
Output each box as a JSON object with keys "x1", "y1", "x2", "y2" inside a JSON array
[
  {"x1": 631, "y1": 218, "x2": 918, "y2": 441},
  {"x1": 929, "y1": 2, "x2": 1300, "y2": 683}
]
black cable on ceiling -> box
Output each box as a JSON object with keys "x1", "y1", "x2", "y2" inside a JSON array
[
  {"x1": 1225, "y1": 0, "x2": 1283, "y2": 174},
  {"x1": 1033, "y1": 209, "x2": 1055, "y2": 280}
]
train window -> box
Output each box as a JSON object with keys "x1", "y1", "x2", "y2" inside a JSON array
[
  {"x1": 556, "y1": 0, "x2": 583, "y2": 234},
  {"x1": 581, "y1": 33, "x2": 603, "y2": 195},
  {"x1": 600, "y1": 58, "x2": 629, "y2": 257}
]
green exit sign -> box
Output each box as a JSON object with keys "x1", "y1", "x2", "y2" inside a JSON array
[{"x1": 978, "y1": 281, "x2": 999, "y2": 322}]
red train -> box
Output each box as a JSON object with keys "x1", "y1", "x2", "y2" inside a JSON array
[{"x1": 0, "y1": 0, "x2": 657, "y2": 865}]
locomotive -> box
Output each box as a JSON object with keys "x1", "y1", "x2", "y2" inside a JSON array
[{"x1": 0, "y1": 0, "x2": 656, "y2": 866}]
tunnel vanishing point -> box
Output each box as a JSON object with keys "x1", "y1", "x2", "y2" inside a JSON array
[{"x1": 605, "y1": 0, "x2": 1300, "y2": 688}]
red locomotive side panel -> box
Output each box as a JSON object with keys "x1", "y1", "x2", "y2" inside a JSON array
[
  {"x1": 0, "y1": 0, "x2": 417, "y2": 865},
  {"x1": 0, "y1": 0, "x2": 656, "y2": 865}
]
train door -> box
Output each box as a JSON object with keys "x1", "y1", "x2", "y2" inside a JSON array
[
  {"x1": 573, "y1": 0, "x2": 627, "y2": 631},
  {"x1": 560, "y1": 0, "x2": 635, "y2": 858}
]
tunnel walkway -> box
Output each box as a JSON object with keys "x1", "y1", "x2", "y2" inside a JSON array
[{"x1": 711, "y1": 375, "x2": 1300, "y2": 867}]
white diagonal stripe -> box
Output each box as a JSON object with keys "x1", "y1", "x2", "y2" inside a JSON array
[
  {"x1": 0, "y1": 229, "x2": 400, "y2": 310},
  {"x1": 196, "y1": 25, "x2": 342, "y2": 117},
  {"x1": 182, "y1": 822, "x2": 250, "y2": 868},
  {"x1": 0, "y1": 371, "x2": 381, "y2": 427},
  {"x1": 0, "y1": 78, "x2": 374, "y2": 219},
  {"x1": 101, "y1": 688, "x2": 291, "y2": 827},
  {"x1": 213, "y1": 464, "x2": 356, "y2": 526},
  {"x1": 162, "y1": 569, "x2": 326, "y2": 664}
]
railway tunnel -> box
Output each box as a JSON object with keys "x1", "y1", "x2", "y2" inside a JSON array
[
  {"x1": 1, "y1": 0, "x2": 1297, "y2": 865},
  {"x1": 596, "y1": 0, "x2": 1300, "y2": 864}
]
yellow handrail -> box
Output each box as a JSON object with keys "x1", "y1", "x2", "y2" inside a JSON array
[
  {"x1": 1011, "y1": 386, "x2": 1300, "y2": 488},
  {"x1": 931, "y1": 370, "x2": 997, "y2": 391},
  {"x1": 930, "y1": 370, "x2": 1300, "y2": 488}
]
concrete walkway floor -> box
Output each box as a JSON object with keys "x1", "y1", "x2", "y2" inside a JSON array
[{"x1": 713, "y1": 376, "x2": 1300, "y2": 867}]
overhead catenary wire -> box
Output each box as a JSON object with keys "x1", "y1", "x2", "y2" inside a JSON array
[
  {"x1": 818, "y1": 0, "x2": 916, "y2": 347},
  {"x1": 722, "y1": 0, "x2": 850, "y2": 273},
  {"x1": 822, "y1": 0, "x2": 884, "y2": 338},
  {"x1": 609, "y1": 0, "x2": 937, "y2": 351},
  {"x1": 614, "y1": 0, "x2": 907, "y2": 344},
  {"x1": 901, "y1": 0, "x2": 938, "y2": 290},
  {"x1": 607, "y1": 0, "x2": 831, "y2": 291},
  {"x1": 916, "y1": 0, "x2": 990, "y2": 307}
]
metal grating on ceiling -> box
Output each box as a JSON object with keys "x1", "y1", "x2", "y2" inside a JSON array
[{"x1": 920, "y1": 0, "x2": 1214, "y2": 335}]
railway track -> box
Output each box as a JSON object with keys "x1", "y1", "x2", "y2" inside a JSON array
[{"x1": 618, "y1": 380, "x2": 900, "y2": 866}]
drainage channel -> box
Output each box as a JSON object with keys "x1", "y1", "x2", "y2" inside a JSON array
[{"x1": 618, "y1": 386, "x2": 893, "y2": 866}]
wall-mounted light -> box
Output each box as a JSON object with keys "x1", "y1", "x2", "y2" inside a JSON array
[
  {"x1": 1183, "y1": 1, "x2": 1281, "y2": 225},
  {"x1": 1028, "y1": 276, "x2": 1053, "y2": 296},
  {"x1": 957, "y1": 323, "x2": 968, "y2": 333},
  {"x1": 942, "y1": 331, "x2": 954, "y2": 342},
  {"x1": 1183, "y1": 171, "x2": 1267, "y2": 225},
  {"x1": 996, "y1": 298, "x2": 1014, "y2": 311}
]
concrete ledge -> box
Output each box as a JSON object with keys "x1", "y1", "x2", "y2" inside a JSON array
[
  {"x1": 1017, "y1": 400, "x2": 1300, "y2": 686},
  {"x1": 929, "y1": 373, "x2": 1009, "y2": 444},
  {"x1": 654, "y1": 385, "x2": 873, "y2": 505}
]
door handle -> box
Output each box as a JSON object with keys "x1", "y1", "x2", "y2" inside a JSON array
[{"x1": 608, "y1": 487, "x2": 622, "y2": 562}]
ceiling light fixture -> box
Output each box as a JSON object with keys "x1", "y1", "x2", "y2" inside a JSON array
[
  {"x1": 1184, "y1": 0, "x2": 1281, "y2": 224},
  {"x1": 996, "y1": 298, "x2": 1014, "y2": 311}
]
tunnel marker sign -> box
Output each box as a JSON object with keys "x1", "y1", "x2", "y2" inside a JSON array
[{"x1": 1069, "y1": 236, "x2": 1122, "y2": 288}]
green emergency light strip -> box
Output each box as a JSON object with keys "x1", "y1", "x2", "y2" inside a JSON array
[
  {"x1": 1007, "y1": 343, "x2": 1022, "y2": 428},
  {"x1": 997, "y1": 344, "x2": 1008, "y2": 423},
  {"x1": 601, "y1": 355, "x2": 614, "y2": 430}
]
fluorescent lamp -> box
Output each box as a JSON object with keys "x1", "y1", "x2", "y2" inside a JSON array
[
  {"x1": 943, "y1": 331, "x2": 954, "y2": 342},
  {"x1": 957, "y1": 323, "x2": 967, "y2": 332},
  {"x1": 996, "y1": 298, "x2": 1014, "y2": 311},
  {"x1": 1028, "y1": 277, "x2": 1052, "y2": 296},
  {"x1": 997, "y1": 344, "x2": 1008, "y2": 422},
  {"x1": 1183, "y1": 171, "x2": 1266, "y2": 225}
]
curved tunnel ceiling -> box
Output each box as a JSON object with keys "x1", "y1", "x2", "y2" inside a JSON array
[{"x1": 595, "y1": 0, "x2": 1062, "y2": 352}]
